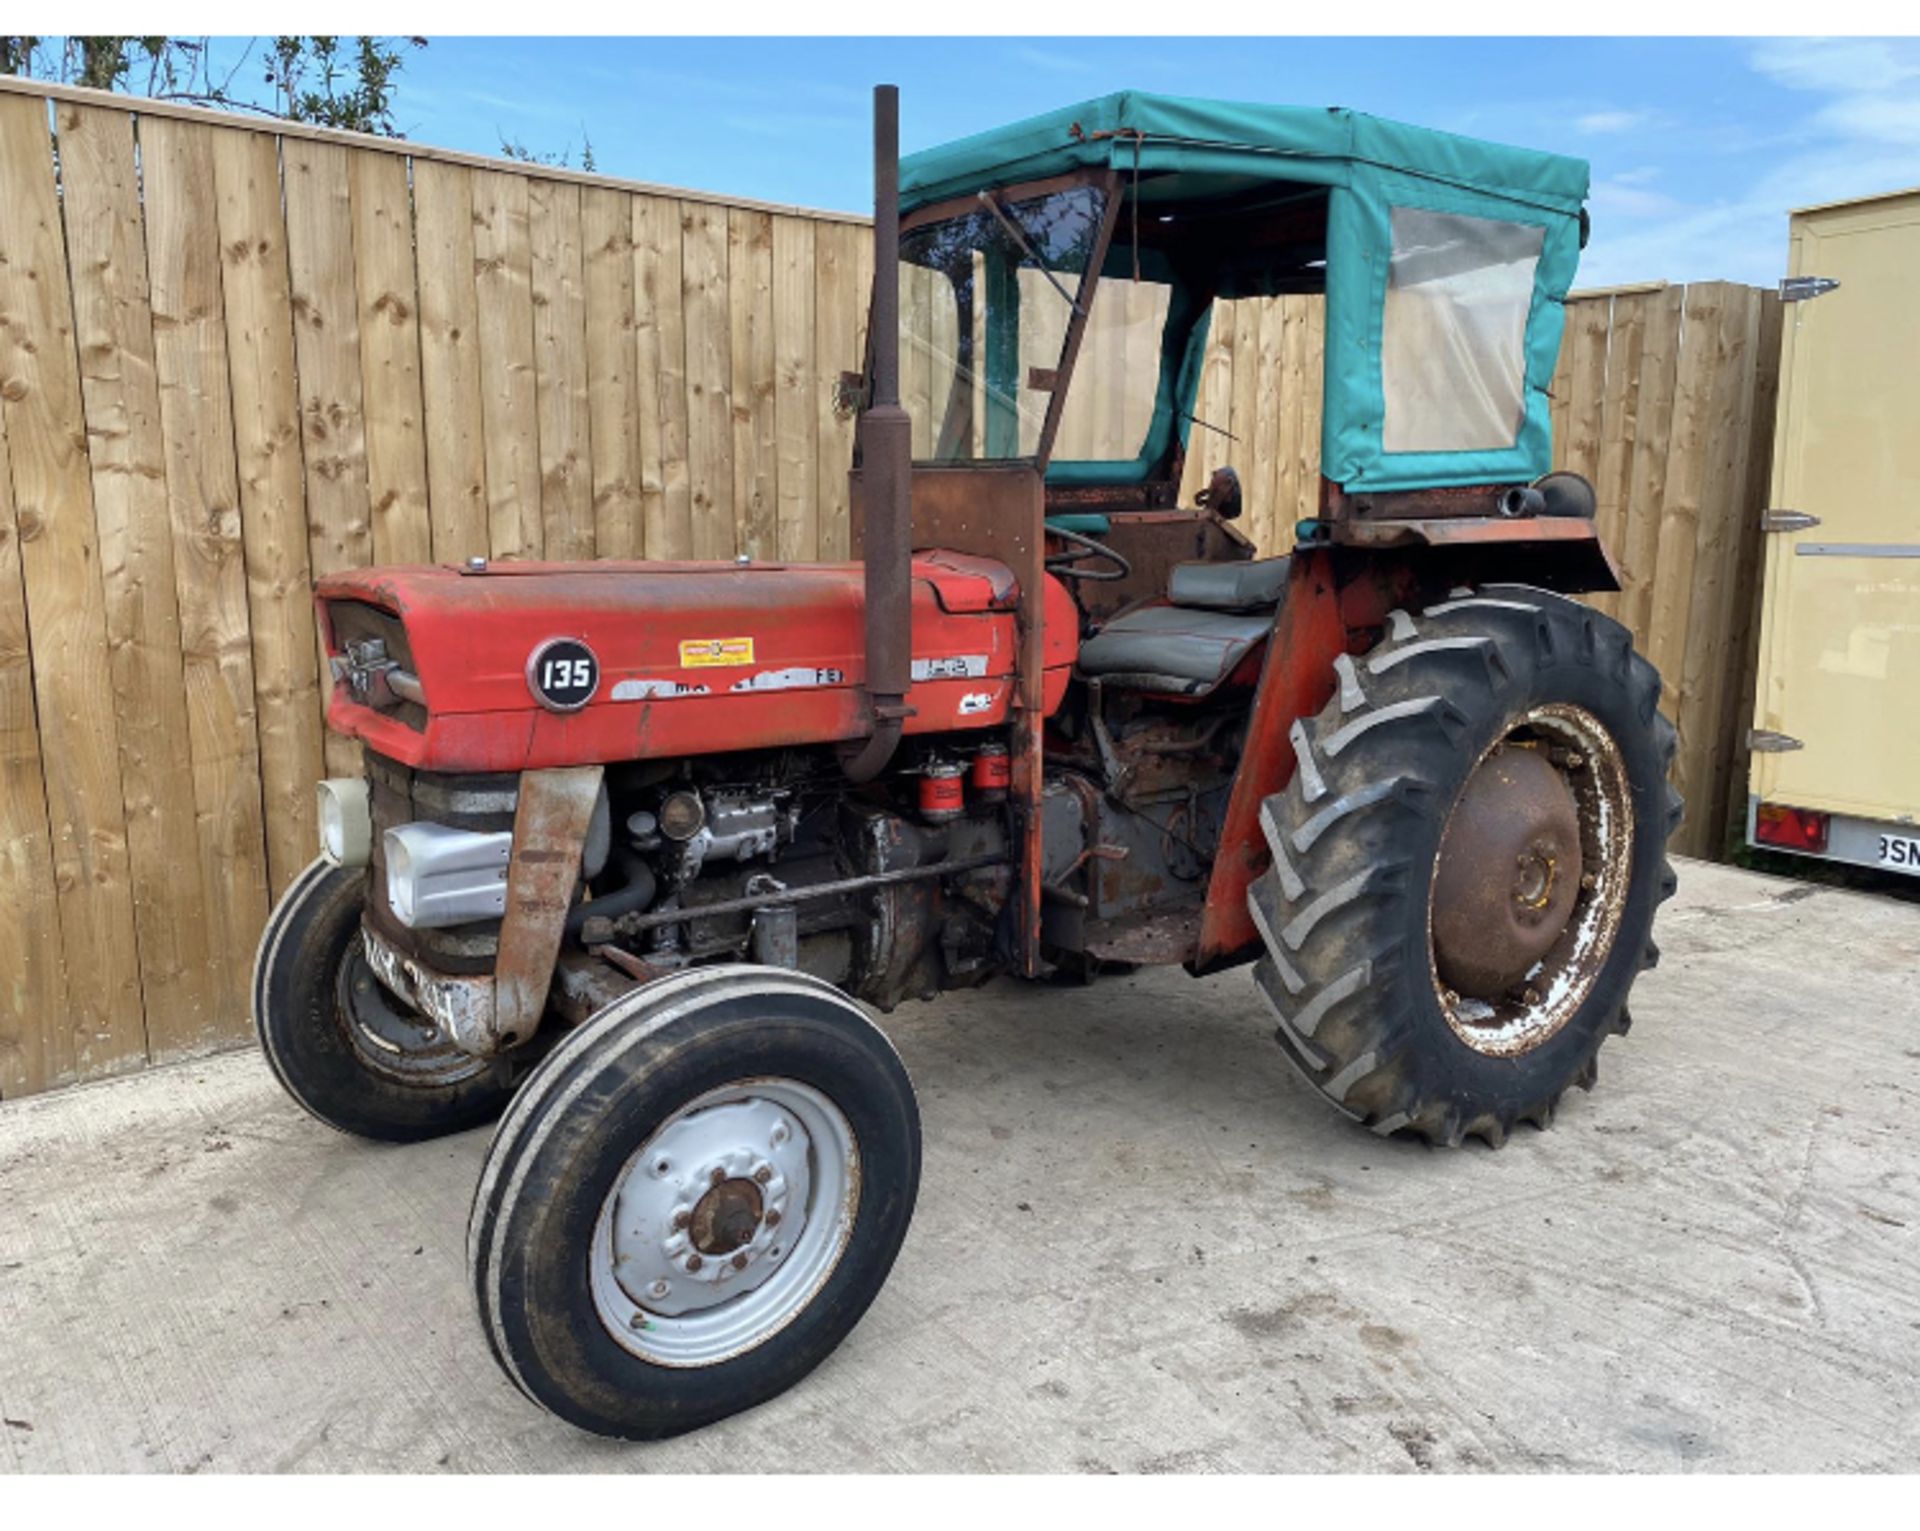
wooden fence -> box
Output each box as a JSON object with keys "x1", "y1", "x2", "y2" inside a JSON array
[{"x1": 0, "y1": 79, "x2": 1778, "y2": 1098}]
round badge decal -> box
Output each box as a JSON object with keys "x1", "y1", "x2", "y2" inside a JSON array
[{"x1": 527, "y1": 637, "x2": 599, "y2": 713}]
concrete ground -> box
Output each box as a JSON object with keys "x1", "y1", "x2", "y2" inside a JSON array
[{"x1": 2, "y1": 856, "x2": 1917, "y2": 1473}]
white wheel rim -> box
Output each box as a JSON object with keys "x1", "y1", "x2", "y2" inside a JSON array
[{"x1": 590, "y1": 1078, "x2": 860, "y2": 1368}]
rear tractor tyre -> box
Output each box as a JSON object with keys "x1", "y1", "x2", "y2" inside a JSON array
[
  {"x1": 1249, "y1": 586, "x2": 1681, "y2": 1148},
  {"x1": 468, "y1": 964, "x2": 921, "y2": 1439},
  {"x1": 252, "y1": 859, "x2": 516, "y2": 1142}
]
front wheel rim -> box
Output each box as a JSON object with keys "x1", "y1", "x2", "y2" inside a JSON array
[
  {"x1": 590, "y1": 1078, "x2": 861, "y2": 1368},
  {"x1": 334, "y1": 935, "x2": 492, "y2": 1088}
]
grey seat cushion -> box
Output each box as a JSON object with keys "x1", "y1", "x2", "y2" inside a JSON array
[
  {"x1": 1167, "y1": 555, "x2": 1291, "y2": 611},
  {"x1": 1076, "y1": 604, "x2": 1274, "y2": 696}
]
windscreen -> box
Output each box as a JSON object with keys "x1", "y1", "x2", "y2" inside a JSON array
[
  {"x1": 896, "y1": 183, "x2": 1106, "y2": 461},
  {"x1": 1380, "y1": 206, "x2": 1543, "y2": 454}
]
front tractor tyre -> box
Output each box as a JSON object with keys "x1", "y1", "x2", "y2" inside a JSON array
[
  {"x1": 1249, "y1": 587, "x2": 1681, "y2": 1148},
  {"x1": 468, "y1": 965, "x2": 921, "y2": 1439},
  {"x1": 252, "y1": 859, "x2": 516, "y2": 1142}
]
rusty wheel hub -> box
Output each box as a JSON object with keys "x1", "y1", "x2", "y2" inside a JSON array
[
  {"x1": 690, "y1": 1177, "x2": 766, "y2": 1257},
  {"x1": 1428, "y1": 704, "x2": 1635, "y2": 1057},
  {"x1": 1431, "y1": 744, "x2": 1583, "y2": 998}
]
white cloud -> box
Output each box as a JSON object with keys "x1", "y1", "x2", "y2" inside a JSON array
[
  {"x1": 1589, "y1": 178, "x2": 1681, "y2": 219},
  {"x1": 1008, "y1": 45, "x2": 1096, "y2": 76},
  {"x1": 1576, "y1": 109, "x2": 1652, "y2": 135},
  {"x1": 1815, "y1": 94, "x2": 1920, "y2": 146},
  {"x1": 1749, "y1": 38, "x2": 1920, "y2": 96}
]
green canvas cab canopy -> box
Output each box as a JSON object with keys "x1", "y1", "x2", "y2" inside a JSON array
[{"x1": 899, "y1": 90, "x2": 1592, "y2": 495}]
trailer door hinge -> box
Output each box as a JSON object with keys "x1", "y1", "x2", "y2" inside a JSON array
[
  {"x1": 1762, "y1": 509, "x2": 1822, "y2": 533},
  {"x1": 1748, "y1": 729, "x2": 1804, "y2": 754},
  {"x1": 1779, "y1": 276, "x2": 1839, "y2": 302}
]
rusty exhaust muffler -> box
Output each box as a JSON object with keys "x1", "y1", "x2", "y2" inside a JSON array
[{"x1": 843, "y1": 82, "x2": 913, "y2": 784}]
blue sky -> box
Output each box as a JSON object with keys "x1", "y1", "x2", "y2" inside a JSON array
[{"x1": 233, "y1": 36, "x2": 1920, "y2": 288}]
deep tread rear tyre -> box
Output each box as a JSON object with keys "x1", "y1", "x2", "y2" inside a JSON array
[
  {"x1": 1250, "y1": 586, "x2": 1680, "y2": 1148},
  {"x1": 253, "y1": 859, "x2": 515, "y2": 1142},
  {"x1": 468, "y1": 965, "x2": 920, "y2": 1439}
]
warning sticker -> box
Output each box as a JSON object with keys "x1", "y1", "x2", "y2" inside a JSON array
[{"x1": 679, "y1": 637, "x2": 756, "y2": 669}]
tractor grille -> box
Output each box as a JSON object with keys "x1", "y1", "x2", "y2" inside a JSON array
[
  {"x1": 326, "y1": 600, "x2": 428, "y2": 731},
  {"x1": 362, "y1": 751, "x2": 519, "y2": 975}
]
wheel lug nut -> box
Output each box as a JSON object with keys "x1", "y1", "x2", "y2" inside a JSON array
[
  {"x1": 764, "y1": 1209, "x2": 780, "y2": 1228},
  {"x1": 672, "y1": 1211, "x2": 690, "y2": 1231},
  {"x1": 710, "y1": 1167, "x2": 726, "y2": 1187},
  {"x1": 731, "y1": 1253, "x2": 748, "y2": 1270},
  {"x1": 753, "y1": 1166, "x2": 772, "y2": 1185},
  {"x1": 685, "y1": 1254, "x2": 703, "y2": 1273},
  {"x1": 1580, "y1": 872, "x2": 1597, "y2": 890}
]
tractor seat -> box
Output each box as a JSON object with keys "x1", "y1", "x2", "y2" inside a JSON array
[{"x1": 1076, "y1": 555, "x2": 1290, "y2": 697}]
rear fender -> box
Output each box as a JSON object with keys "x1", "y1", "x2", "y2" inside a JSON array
[{"x1": 1191, "y1": 523, "x2": 1618, "y2": 971}]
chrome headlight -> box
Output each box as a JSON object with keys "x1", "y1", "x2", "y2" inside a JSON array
[{"x1": 383, "y1": 822, "x2": 513, "y2": 929}]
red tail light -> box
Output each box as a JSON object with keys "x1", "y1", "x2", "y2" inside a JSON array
[{"x1": 1755, "y1": 802, "x2": 1829, "y2": 853}]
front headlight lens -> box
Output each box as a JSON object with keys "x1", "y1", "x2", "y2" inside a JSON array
[{"x1": 316, "y1": 778, "x2": 372, "y2": 867}]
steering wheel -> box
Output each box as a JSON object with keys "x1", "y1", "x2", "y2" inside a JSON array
[{"x1": 1044, "y1": 526, "x2": 1132, "y2": 583}]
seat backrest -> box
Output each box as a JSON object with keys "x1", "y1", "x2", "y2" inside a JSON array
[{"x1": 1166, "y1": 555, "x2": 1292, "y2": 612}]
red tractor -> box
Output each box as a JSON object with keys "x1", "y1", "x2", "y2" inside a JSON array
[{"x1": 255, "y1": 87, "x2": 1678, "y2": 1437}]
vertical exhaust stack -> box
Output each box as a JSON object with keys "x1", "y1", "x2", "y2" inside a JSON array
[{"x1": 844, "y1": 82, "x2": 913, "y2": 784}]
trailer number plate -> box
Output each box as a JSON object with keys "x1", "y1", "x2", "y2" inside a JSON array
[{"x1": 1878, "y1": 833, "x2": 1920, "y2": 872}]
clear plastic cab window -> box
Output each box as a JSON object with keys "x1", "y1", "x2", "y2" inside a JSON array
[
  {"x1": 1381, "y1": 207, "x2": 1544, "y2": 454},
  {"x1": 896, "y1": 184, "x2": 1106, "y2": 462}
]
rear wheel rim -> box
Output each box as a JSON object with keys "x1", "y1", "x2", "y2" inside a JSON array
[
  {"x1": 590, "y1": 1078, "x2": 860, "y2": 1368},
  {"x1": 1428, "y1": 703, "x2": 1635, "y2": 1057}
]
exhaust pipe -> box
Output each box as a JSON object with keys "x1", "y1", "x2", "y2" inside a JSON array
[{"x1": 843, "y1": 82, "x2": 913, "y2": 784}]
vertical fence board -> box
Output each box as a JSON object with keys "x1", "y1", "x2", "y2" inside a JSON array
[
  {"x1": 58, "y1": 102, "x2": 217, "y2": 1048},
  {"x1": 729, "y1": 209, "x2": 778, "y2": 561},
  {"x1": 1645, "y1": 284, "x2": 1726, "y2": 855},
  {"x1": 1678, "y1": 285, "x2": 1762, "y2": 860},
  {"x1": 153, "y1": 121, "x2": 275, "y2": 1037},
  {"x1": 1559, "y1": 295, "x2": 1611, "y2": 489},
  {"x1": 284, "y1": 139, "x2": 373, "y2": 781},
  {"x1": 0, "y1": 97, "x2": 149, "y2": 1081},
  {"x1": 773, "y1": 216, "x2": 818, "y2": 562},
  {"x1": 813, "y1": 221, "x2": 860, "y2": 561},
  {"x1": 207, "y1": 126, "x2": 323, "y2": 908},
  {"x1": 1299, "y1": 296, "x2": 1325, "y2": 523},
  {"x1": 413, "y1": 160, "x2": 489, "y2": 563},
  {"x1": 1179, "y1": 299, "x2": 1237, "y2": 506},
  {"x1": 636, "y1": 196, "x2": 692, "y2": 559},
  {"x1": 1227, "y1": 301, "x2": 1261, "y2": 497},
  {"x1": 0, "y1": 399, "x2": 66, "y2": 1096},
  {"x1": 348, "y1": 150, "x2": 433, "y2": 567},
  {"x1": 471, "y1": 171, "x2": 543, "y2": 562},
  {"x1": 682, "y1": 203, "x2": 734, "y2": 560},
  {"x1": 582, "y1": 187, "x2": 641, "y2": 560},
  {"x1": 529, "y1": 179, "x2": 593, "y2": 563},
  {"x1": 1619, "y1": 287, "x2": 1684, "y2": 640},
  {"x1": 1586, "y1": 293, "x2": 1648, "y2": 620},
  {"x1": 1250, "y1": 301, "x2": 1288, "y2": 554}
]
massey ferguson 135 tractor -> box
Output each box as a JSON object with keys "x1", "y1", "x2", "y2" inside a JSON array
[{"x1": 254, "y1": 87, "x2": 1679, "y2": 1437}]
